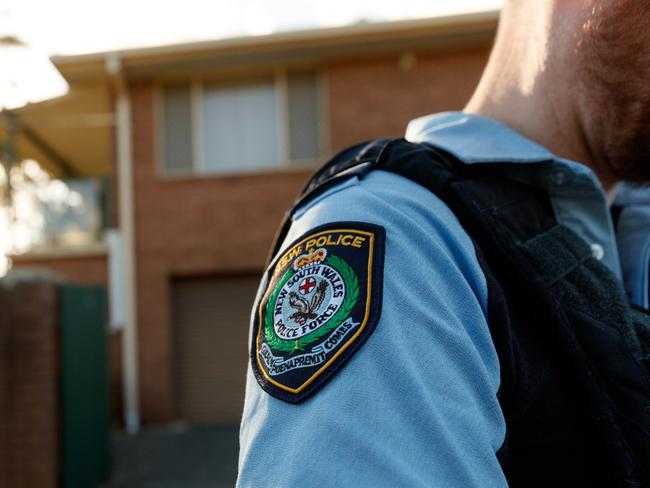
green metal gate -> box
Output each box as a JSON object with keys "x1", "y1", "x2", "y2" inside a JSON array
[{"x1": 59, "y1": 285, "x2": 110, "y2": 488}]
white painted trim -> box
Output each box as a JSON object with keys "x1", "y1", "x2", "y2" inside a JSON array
[
  {"x1": 111, "y1": 55, "x2": 141, "y2": 433},
  {"x1": 54, "y1": 11, "x2": 500, "y2": 67},
  {"x1": 105, "y1": 229, "x2": 124, "y2": 331}
]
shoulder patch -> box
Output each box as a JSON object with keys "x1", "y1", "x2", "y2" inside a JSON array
[{"x1": 251, "y1": 221, "x2": 385, "y2": 403}]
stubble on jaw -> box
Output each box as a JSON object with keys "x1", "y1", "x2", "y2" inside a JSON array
[{"x1": 577, "y1": 0, "x2": 650, "y2": 184}]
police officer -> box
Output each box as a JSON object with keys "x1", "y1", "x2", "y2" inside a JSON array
[{"x1": 237, "y1": 1, "x2": 650, "y2": 486}]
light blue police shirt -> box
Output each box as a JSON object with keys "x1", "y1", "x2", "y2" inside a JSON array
[{"x1": 238, "y1": 112, "x2": 642, "y2": 487}]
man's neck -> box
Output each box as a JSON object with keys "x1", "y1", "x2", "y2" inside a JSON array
[{"x1": 463, "y1": 2, "x2": 619, "y2": 195}]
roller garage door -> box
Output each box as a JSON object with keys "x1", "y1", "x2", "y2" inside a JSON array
[{"x1": 172, "y1": 275, "x2": 260, "y2": 423}]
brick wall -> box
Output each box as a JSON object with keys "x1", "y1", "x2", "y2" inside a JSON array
[
  {"x1": 10, "y1": 253, "x2": 108, "y2": 286},
  {"x1": 130, "y1": 81, "x2": 311, "y2": 422},
  {"x1": 327, "y1": 48, "x2": 489, "y2": 151},
  {"x1": 0, "y1": 282, "x2": 60, "y2": 488},
  {"x1": 10, "y1": 255, "x2": 124, "y2": 428},
  {"x1": 129, "y1": 47, "x2": 489, "y2": 423}
]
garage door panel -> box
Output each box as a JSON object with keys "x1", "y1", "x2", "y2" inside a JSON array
[{"x1": 172, "y1": 275, "x2": 259, "y2": 423}]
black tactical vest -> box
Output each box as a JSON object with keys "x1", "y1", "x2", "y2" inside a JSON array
[{"x1": 269, "y1": 138, "x2": 650, "y2": 487}]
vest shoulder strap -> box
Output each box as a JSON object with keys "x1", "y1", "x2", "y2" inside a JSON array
[{"x1": 266, "y1": 138, "x2": 455, "y2": 264}]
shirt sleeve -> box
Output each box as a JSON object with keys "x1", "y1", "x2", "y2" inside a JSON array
[{"x1": 237, "y1": 170, "x2": 507, "y2": 488}]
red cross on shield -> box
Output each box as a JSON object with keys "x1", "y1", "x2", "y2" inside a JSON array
[{"x1": 299, "y1": 277, "x2": 317, "y2": 295}]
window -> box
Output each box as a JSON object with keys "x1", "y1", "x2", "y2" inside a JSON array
[
  {"x1": 201, "y1": 79, "x2": 280, "y2": 173},
  {"x1": 160, "y1": 71, "x2": 324, "y2": 175}
]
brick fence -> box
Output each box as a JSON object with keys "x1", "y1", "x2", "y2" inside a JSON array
[{"x1": 0, "y1": 281, "x2": 60, "y2": 488}]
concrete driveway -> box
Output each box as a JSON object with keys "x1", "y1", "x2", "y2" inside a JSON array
[{"x1": 109, "y1": 424, "x2": 239, "y2": 488}]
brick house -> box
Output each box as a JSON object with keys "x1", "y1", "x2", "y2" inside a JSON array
[{"x1": 10, "y1": 11, "x2": 497, "y2": 427}]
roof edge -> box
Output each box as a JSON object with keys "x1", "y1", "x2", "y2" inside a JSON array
[{"x1": 52, "y1": 10, "x2": 499, "y2": 75}]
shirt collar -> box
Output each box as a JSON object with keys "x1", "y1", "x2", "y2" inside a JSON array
[
  {"x1": 406, "y1": 111, "x2": 604, "y2": 189},
  {"x1": 406, "y1": 111, "x2": 554, "y2": 164}
]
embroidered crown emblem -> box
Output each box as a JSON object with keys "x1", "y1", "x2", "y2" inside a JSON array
[{"x1": 293, "y1": 249, "x2": 327, "y2": 270}]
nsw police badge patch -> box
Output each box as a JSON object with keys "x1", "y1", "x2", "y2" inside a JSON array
[{"x1": 251, "y1": 222, "x2": 385, "y2": 403}]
